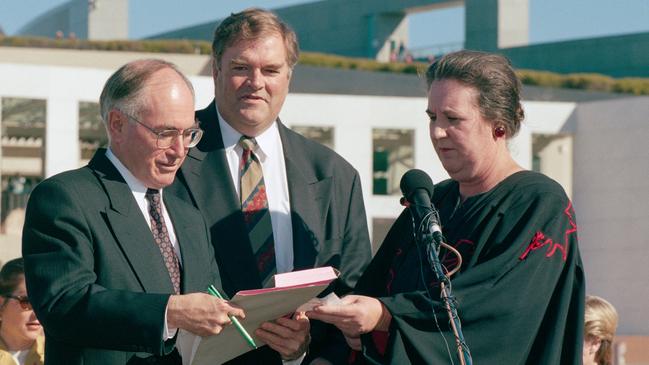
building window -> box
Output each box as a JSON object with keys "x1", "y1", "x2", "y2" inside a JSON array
[
  {"x1": 372, "y1": 128, "x2": 414, "y2": 195},
  {"x1": 1, "y1": 97, "x2": 46, "y2": 226},
  {"x1": 79, "y1": 102, "x2": 107, "y2": 165},
  {"x1": 291, "y1": 126, "x2": 334, "y2": 150},
  {"x1": 372, "y1": 217, "x2": 396, "y2": 253},
  {"x1": 532, "y1": 133, "x2": 573, "y2": 198}
]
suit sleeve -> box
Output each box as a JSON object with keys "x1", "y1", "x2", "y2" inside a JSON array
[
  {"x1": 336, "y1": 170, "x2": 372, "y2": 294},
  {"x1": 22, "y1": 178, "x2": 173, "y2": 355},
  {"x1": 308, "y1": 169, "x2": 373, "y2": 364},
  {"x1": 359, "y1": 192, "x2": 585, "y2": 364}
]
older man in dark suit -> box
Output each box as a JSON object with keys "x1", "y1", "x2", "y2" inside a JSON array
[
  {"x1": 22, "y1": 59, "x2": 244, "y2": 365},
  {"x1": 167, "y1": 8, "x2": 372, "y2": 365}
]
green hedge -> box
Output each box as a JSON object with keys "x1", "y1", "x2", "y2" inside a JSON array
[
  {"x1": 517, "y1": 69, "x2": 649, "y2": 95},
  {"x1": 0, "y1": 36, "x2": 212, "y2": 54},
  {"x1": 299, "y1": 52, "x2": 426, "y2": 75},
  {"x1": 2, "y1": 36, "x2": 648, "y2": 95}
]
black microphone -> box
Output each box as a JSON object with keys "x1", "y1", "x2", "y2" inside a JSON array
[
  {"x1": 399, "y1": 169, "x2": 443, "y2": 245},
  {"x1": 401, "y1": 170, "x2": 473, "y2": 364}
]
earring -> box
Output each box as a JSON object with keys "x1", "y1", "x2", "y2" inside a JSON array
[{"x1": 494, "y1": 126, "x2": 506, "y2": 138}]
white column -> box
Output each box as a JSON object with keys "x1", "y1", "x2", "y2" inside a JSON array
[{"x1": 45, "y1": 97, "x2": 79, "y2": 177}]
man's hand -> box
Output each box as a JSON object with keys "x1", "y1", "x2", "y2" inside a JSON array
[
  {"x1": 306, "y1": 295, "x2": 391, "y2": 337},
  {"x1": 167, "y1": 293, "x2": 245, "y2": 337},
  {"x1": 255, "y1": 311, "x2": 311, "y2": 360}
]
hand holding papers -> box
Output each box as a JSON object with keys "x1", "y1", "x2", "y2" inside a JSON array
[
  {"x1": 306, "y1": 294, "x2": 393, "y2": 351},
  {"x1": 190, "y1": 266, "x2": 339, "y2": 365},
  {"x1": 254, "y1": 309, "x2": 310, "y2": 361},
  {"x1": 207, "y1": 285, "x2": 257, "y2": 349}
]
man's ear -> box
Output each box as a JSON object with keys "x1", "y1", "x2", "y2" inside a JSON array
[{"x1": 107, "y1": 109, "x2": 126, "y2": 142}]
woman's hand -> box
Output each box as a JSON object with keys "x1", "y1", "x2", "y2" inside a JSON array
[{"x1": 306, "y1": 295, "x2": 392, "y2": 337}]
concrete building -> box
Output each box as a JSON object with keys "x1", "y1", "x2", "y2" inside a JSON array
[
  {"x1": 16, "y1": 0, "x2": 128, "y2": 40},
  {"x1": 16, "y1": 0, "x2": 649, "y2": 77},
  {"x1": 152, "y1": 0, "x2": 527, "y2": 62},
  {"x1": 148, "y1": 0, "x2": 649, "y2": 77}
]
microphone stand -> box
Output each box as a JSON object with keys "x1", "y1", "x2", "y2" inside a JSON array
[{"x1": 417, "y1": 212, "x2": 472, "y2": 365}]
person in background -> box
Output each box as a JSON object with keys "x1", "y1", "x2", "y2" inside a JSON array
[
  {"x1": 308, "y1": 50, "x2": 585, "y2": 364},
  {"x1": 22, "y1": 59, "x2": 243, "y2": 365},
  {"x1": 0, "y1": 258, "x2": 44, "y2": 365},
  {"x1": 167, "y1": 8, "x2": 372, "y2": 365},
  {"x1": 584, "y1": 295, "x2": 618, "y2": 365}
]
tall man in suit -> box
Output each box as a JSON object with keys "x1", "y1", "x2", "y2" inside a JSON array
[
  {"x1": 22, "y1": 59, "x2": 244, "y2": 365},
  {"x1": 167, "y1": 8, "x2": 372, "y2": 365}
]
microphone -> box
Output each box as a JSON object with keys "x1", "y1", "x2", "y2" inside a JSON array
[
  {"x1": 400, "y1": 170, "x2": 473, "y2": 364},
  {"x1": 399, "y1": 169, "x2": 443, "y2": 245}
]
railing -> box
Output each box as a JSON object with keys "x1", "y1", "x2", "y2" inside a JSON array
[{"x1": 408, "y1": 41, "x2": 464, "y2": 61}]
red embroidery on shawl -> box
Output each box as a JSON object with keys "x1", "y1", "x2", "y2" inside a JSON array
[
  {"x1": 371, "y1": 330, "x2": 389, "y2": 356},
  {"x1": 441, "y1": 239, "x2": 475, "y2": 269},
  {"x1": 519, "y1": 201, "x2": 577, "y2": 262},
  {"x1": 347, "y1": 350, "x2": 359, "y2": 364},
  {"x1": 346, "y1": 332, "x2": 389, "y2": 362},
  {"x1": 386, "y1": 248, "x2": 403, "y2": 295}
]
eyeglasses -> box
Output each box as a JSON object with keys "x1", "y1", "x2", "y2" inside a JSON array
[
  {"x1": 119, "y1": 109, "x2": 204, "y2": 149},
  {"x1": 3, "y1": 295, "x2": 32, "y2": 311}
]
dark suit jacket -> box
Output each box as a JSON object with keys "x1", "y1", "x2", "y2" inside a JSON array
[
  {"x1": 22, "y1": 149, "x2": 221, "y2": 365},
  {"x1": 167, "y1": 101, "x2": 372, "y2": 364}
]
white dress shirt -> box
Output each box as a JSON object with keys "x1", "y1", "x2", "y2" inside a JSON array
[
  {"x1": 218, "y1": 108, "x2": 305, "y2": 365},
  {"x1": 218, "y1": 108, "x2": 294, "y2": 274}
]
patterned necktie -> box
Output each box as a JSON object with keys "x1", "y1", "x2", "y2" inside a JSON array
[
  {"x1": 239, "y1": 136, "x2": 277, "y2": 287},
  {"x1": 145, "y1": 188, "x2": 181, "y2": 294}
]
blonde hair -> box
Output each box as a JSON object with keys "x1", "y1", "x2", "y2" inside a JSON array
[{"x1": 585, "y1": 295, "x2": 618, "y2": 365}]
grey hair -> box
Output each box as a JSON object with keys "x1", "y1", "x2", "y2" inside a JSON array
[{"x1": 99, "y1": 59, "x2": 195, "y2": 123}]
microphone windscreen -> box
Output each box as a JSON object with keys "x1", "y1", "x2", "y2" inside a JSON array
[{"x1": 400, "y1": 169, "x2": 435, "y2": 200}]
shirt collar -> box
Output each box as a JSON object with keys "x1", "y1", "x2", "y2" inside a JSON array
[
  {"x1": 215, "y1": 104, "x2": 280, "y2": 162},
  {"x1": 105, "y1": 147, "x2": 149, "y2": 196}
]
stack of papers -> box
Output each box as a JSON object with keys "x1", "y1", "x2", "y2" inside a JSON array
[{"x1": 189, "y1": 266, "x2": 339, "y2": 365}]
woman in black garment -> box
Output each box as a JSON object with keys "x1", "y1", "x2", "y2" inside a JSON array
[{"x1": 308, "y1": 50, "x2": 585, "y2": 364}]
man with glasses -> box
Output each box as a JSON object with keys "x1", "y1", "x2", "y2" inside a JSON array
[{"x1": 23, "y1": 59, "x2": 243, "y2": 365}]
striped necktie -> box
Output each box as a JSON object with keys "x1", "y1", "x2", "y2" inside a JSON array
[
  {"x1": 145, "y1": 188, "x2": 181, "y2": 294},
  {"x1": 239, "y1": 136, "x2": 277, "y2": 287}
]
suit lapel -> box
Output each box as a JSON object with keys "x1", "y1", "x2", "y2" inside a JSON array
[
  {"x1": 90, "y1": 150, "x2": 175, "y2": 294},
  {"x1": 279, "y1": 123, "x2": 329, "y2": 270},
  {"x1": 179, "y1": 102, "x2": 261, "y2": 293},
  {"x1": 183, "y1": 102, "x2": 241, "y2": 224}
]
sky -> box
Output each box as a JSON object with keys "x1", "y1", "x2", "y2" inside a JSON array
[{"x1": 1, "y1": 0, "x2": 648, "y2": 50}]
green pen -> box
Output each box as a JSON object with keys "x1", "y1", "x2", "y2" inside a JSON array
[{"x1": 208, "y1": 285, "x2": 257, "y2": 349}]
